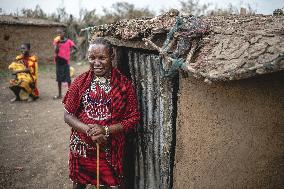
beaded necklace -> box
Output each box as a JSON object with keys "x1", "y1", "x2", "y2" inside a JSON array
[{"x1": 82, "y1": 76, "x2": 111, "y2": 120}]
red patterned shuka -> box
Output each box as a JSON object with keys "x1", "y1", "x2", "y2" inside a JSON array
[{"x1": 63, "y1": 68, "x2": 140, "y2": 186}]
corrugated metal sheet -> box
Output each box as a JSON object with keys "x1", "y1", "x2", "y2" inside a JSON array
[{"x1": 124, "y1": 49, "x2": 177, "y2": 189}]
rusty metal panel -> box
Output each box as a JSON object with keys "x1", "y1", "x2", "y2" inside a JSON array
[{"x1": 126, "y1": 49, "x2": 176, "y2": 189}]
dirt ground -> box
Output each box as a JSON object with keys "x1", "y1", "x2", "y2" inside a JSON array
[{"x1": 0, "y1": 63, "x2": 91, "y2": 189}]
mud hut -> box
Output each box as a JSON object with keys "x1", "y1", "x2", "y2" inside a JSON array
[
  {"x1": 86, "y1": 11, "x2": 284, "y2": 189},
  {"x1": 0, "y1": 15, "x2": 66, "y2": 69}
]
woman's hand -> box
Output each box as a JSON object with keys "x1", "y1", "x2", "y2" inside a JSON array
[
  {"x1": 54, "y1": 45, "x2": 59, "y2": 54},
  {"x1": 91, "y1": 134, "x2": 107, "y2": 144},
  {"x1": 86, "y1": 124, "x2": 103, "y2": 136},
  {"x1": 87, "y1": 124, "x2": 107, "y2": 144}
]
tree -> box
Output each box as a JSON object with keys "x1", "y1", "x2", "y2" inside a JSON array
[
  {"x1": 21, "y1": 5, "x2": 47, "y2": 19},
  {"x1": 208, "y1": 3, "x2": 256, "y2": 15},
  {"x1": 79, "y1": 8, "x2": 99, "y2": 26},
  {"x1": 55, "y1": 7, "x2": 69, "y2": 22},
  {"x1": 98, "y1": 2, "x2": 155, "y2": 24},
  {"x1": 179, "y1": 0, "x2": 210, "y2": 16}
]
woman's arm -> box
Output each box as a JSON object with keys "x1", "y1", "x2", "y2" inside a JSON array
[
  {"x1": 91, "y1": 80, "x2": 140, "y2": 140},
  {"x1": 71, "y1": 45, "x2": 78, "y2": 55},
  {"x1": 88, "y1": 123, "x2": 123, "y2": 144},
  {"x1": 12, "y1": 68, "x2": 30, "y2": 75},
  {"x1": 64, "y1": 111, "x2": 90, "y2": 133},
  {"x1": 119, "y1": 81, "x2": 140, "y2": 133},
  {"x1": 54, "y1": 44, "x2": 59, "y2": 54},
  {"x1": 90, "y1": 123, "x2": 123, "y2": 138},
  {"x1": 109, "y1": 124, "x2": 124, "y2": 134}
]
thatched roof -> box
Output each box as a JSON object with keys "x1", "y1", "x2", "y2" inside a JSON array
[
  {"x1": 88, "y1": 10, "x2": 284, "y2": 82},
  {"x1": 0, "y1": 15, "x2": 66, "y2": 27}
]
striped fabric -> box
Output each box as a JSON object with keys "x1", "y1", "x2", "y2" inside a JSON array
[{"x1": 63, "y1": 68, "x2": 140, "y2": 186}]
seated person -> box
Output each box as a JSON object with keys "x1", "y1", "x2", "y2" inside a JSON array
[{"x1": 9, "y1": 43, "x2": 39, "y2": 102}]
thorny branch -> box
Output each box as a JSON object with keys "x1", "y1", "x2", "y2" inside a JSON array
[{"x1": 142, "y1": 14, "x2": 210, "y2": 81}]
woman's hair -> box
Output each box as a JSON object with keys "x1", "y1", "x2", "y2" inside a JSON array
[{"x1": 89, "y1": 37, "x2": 113, "y2": 56}]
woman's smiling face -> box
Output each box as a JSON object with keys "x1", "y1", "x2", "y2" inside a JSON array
[
  {"x1": 20, "y1": 44, "x2": 29, "y2": 56},
  {"x1": 88, "y1": 44, "x2": 112, "y2": 77}
]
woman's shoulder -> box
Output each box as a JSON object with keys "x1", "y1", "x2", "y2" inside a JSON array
[
  {"x1": 66, "y1": 39, "x2": 74, "y2": 44},
  {"x1": 67, "y1": 39, "x2": 73, "y2": 42},
  {"x1": 72, "y1": 71, "x2": 91, "y2": 85},
  {"x1": 29, "y1": 55, "x2": 38, "y2": 62},
  {"x1": 15, "y1": 54, "x2": 37, "y2": 62},
  {"x1": 113, "y1": 68, "x2": 133, "y2": 86}
]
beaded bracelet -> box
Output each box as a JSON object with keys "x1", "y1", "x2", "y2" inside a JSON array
[{"x1": 103, "y1": 126, "x2": 110, "y2": 138}]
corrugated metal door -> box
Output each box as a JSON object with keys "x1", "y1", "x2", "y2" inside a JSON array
[{"x1": 119, "y1": 48, "x2": 178, "y2": 189}]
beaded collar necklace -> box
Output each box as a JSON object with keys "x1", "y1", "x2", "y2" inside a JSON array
[{"x1": 94, "y1": 76, "x2": 109, "y2": 83}]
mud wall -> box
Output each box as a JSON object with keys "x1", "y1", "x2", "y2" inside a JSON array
[
  {"x1": 0, "y1": 25, "x2": 64, "y2": 69},
  {"x1": 173, "y1": 72, "x2": 284, "y2": 188}
]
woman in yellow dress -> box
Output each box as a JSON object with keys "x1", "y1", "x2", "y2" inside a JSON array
[{"x1": 9, "y1": 43, "x2": 39, "y2": 102}]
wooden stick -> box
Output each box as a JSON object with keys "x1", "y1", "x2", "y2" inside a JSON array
[
  {"x1": 142, "y1": 37, "x2": 174, "y2": 65},
  {"x1": 142, "y1": 38, "x2": 162, "y2": 52},
  {"x1": 96, "y1": 143, "x2": 100, "y2": 189}
]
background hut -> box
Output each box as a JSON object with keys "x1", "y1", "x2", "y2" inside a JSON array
[
  {"x1": 87, "y1": 11, "x2": 284, "y2": 189},
  {"x1": 0, "y1": 15, "x2": 66, "y2": 70}
]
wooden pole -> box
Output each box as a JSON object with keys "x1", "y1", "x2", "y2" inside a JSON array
[{"x1": 96, "y1": 143, "x2": 100, "y2": 189}]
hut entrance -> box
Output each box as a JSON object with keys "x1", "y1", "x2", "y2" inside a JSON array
[{"x1": 116, "y1": 47, "x2": 179, "y2": 189}]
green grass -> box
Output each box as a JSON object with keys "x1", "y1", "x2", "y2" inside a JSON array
[{"x1": 0, "y1": 70, "x2": 10, "y2": 79}]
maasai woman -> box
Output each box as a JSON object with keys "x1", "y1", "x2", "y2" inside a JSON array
[
  {"x1": 9, "y1": 43, "x2": 39, "y2": 102},
  {"x1": 63, "y1": 37, "x2": 140, "y2": 189}
]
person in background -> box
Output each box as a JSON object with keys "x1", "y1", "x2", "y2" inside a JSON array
[
  {"x1": 63, "y1": 37, "x2": 140, "y2": 189},
  {"x1": 53, "y1": 28, "x2": 77, "y2": 99},
  {"x1": 9, "y1": 43, "x2": 39, "y2": 102}
]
